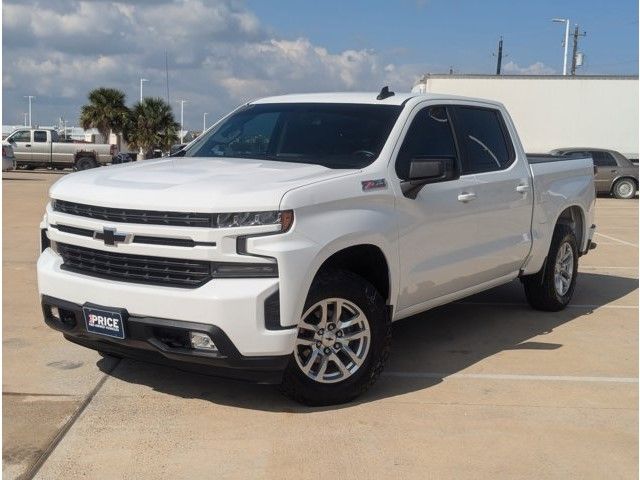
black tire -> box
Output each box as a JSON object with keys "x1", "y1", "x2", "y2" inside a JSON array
[
  {"x1": 522, "y1": 224, "x2": 578, "y2": 311},
  {"x1": 612, "y1": 178, "x2": 636, "y2": 199},
  {"x1": 280, "y1": 269, "x2": 391, "y2": 406},
  {"x1": 75, "y1": 156, "x2": 98, "y2": 171}
]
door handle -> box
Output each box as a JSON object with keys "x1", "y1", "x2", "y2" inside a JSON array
[
  {"x1": 516, "y1": 184, "x2": 530, "y2": 193},
  {"x1": 457, "y1": 192, "x2": 477, "y2": 202},
  {"x1": 25, "y1": 144, "x2": 31, "y2": 147}
]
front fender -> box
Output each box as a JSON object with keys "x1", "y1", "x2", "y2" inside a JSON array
[{"x1": 249, "y1": 187, "x2": 398, "y2": 328}]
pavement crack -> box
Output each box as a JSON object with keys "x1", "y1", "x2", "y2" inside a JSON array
[{"x1": 20, "y1": 359, "x2": 120, "y2": 480}]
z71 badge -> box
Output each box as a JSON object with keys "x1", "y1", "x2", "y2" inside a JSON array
[{"x1": 361, "y1": 179, "x2": 387, "y2": 191}]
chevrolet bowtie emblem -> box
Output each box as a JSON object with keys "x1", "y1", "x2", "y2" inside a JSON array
[{"x1": 94, "y1": 227, "x2": 131, "y2": 246}]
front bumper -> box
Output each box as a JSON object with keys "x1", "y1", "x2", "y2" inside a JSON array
[
  {"x1": 42, "y1": 295, "x2": 290, "y2": 383},
  {"x1": 38, "y1": 248, "x2": 297, "y2": 382}
]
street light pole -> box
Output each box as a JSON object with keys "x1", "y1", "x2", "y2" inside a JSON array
[
  {"x1": 552, "y1": 18, "x2": 570, "y2": 75},
  {"x1": 140, "y1": 78, "x2": 148, "y2": 102},
  {"x1": 203, "y1": 112, "x2": 208, "y2": 132},
  {"x1": 24, "y1": 96, "x2": 35, "y2": 126},
  {"x1": 176, "y1": 99, "x2": 188, "y2": 143}
]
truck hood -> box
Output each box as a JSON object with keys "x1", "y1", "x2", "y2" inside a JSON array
[{"x1": 50, "y1": 157, "x2": 355, "y2": 211}]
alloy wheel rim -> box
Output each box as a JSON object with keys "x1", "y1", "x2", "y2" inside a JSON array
[
  {"x1": 618, "y1": 182, "x2": 633, "y2": 197},
  {"x1": 554, "y1": 241, "x2": 574, "y2": 296},
  {"x1": 294, "y1": 298, "x2": 371, "y2": 384}
]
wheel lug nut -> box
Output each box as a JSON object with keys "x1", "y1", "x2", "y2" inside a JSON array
[
  {"x1": 328, "y1": 323, "x2": 335, "y2": 331},
  {"x1": 324, "y1": 347, "x2": 331, "y2": 354},
  {"x1": 334, "y1": 342, "x2": 341, "y2": 349},
  {"x1": 316, "y1": 341, "x2": 322, "y2": 348},
  {"x1": 318, "y1": 328, "x2": 324, "y2": 335},
  {"x1": 336, "y1": 331, "x2": 343, "y2": 337}
]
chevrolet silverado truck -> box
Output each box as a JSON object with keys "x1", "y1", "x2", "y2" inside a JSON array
[
  {"x1": 6, "y1": 128, "x2": 116, "y2": 170},
  {"x1": 37, "y1": 90, "x2": 596, "y2": 405}
]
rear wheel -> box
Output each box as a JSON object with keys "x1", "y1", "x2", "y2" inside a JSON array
[
  {"x1": 280, "y1": 269, "x2": 391, "y2": 406},
  {"x1": 613, "y1": 178, "x2": 636, "y2": 199},
  {"x1": 522, "y1": 225, "x2": 578, "y2": 311},
  {"x1": 75, "y1": 156, "x2": 97, "y2": 171}
]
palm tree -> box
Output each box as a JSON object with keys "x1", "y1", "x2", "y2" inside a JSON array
[
  {"x1": 79, "y1": 88, "x2": 129, "y2": 142},
  {"x1": 128, "y1": 98, "x2": 179, "y2": 159}
]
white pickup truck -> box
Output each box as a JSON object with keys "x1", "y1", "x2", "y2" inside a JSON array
[{"x1": 37, "y1": 90, "x2": 596, "y2": 405}]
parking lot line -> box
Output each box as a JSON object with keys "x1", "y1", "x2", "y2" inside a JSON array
[
  {"x1": 595, "y1": 232, "x2": 638, "y2": 247},
  {"x1": 596, "y1": 232, "x2": 638, "y2": 248},
  {"x1": 384, "y1": 372, "x2": 638, "y2": 383},
  {"x1": 457, "y1": 301, "x2": 637, "y2": 309},
  {"x1": 579, "y1": 265, "x2": 638, "y2": 270}
]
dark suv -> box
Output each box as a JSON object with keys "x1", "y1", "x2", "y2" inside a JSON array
[{"x1": 551, "y1": 148, "x2": 638, "y2": 199}]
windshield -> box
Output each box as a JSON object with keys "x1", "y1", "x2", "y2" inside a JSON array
[{"x1": 183, "y1": 103, "x2": 403, "y2": 169}]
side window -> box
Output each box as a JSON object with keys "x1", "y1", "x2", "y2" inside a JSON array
[
  {"x1": 592, "y1": 151, "x2": 617, "y2": 167},
  {"x1": 34, "y1": 131, "x2": 48, "y2": 143},
  {"x1": 452, "y1": 107, "x2": 514, "y2": 174},
  {"x1": 396, "y1": 106, "x2": 457, "y2": 180},
  {"x1": 10, "y1": 131, "x2": 31, "y2": 143},
  {"x1": 50, "y1": 131, "x2": 59, "y2": 142}
]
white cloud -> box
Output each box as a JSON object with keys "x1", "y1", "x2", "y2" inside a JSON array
[
  {"x1": 502, "y1": 61, "x2": 555, "y2": 75},
  {"x1": 2, "y1": 0, "x2": 427, "y2": 128}
]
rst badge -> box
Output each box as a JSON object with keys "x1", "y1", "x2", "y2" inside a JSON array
[{"x1": 83, "y1": 306, "x2": 126, "y2": 339}]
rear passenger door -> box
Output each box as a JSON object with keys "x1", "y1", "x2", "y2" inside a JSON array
[
  {"x1": 449, "y1": 105, "x2": 534, "y2": 283},
  {"x1": 591, "y1": 151, "x2": 618, "y2": 192}
]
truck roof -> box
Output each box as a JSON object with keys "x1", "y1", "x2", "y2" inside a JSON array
[{"x1": 251, "y1": 91, "x2": 503, "y2": 107}]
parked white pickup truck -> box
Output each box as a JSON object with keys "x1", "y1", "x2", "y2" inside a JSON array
[
  {"x1": 6, "y1": 128, "x2": 116, "y2": 170},
  {"x1": 37, "y1": 90, "x2": 596, "y2": 405}
]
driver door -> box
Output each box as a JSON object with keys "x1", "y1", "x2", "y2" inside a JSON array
[
  {"x1": 394, "y1": 105, "x2": 482, "y2": 316},
  {"x1": 8, "y1": 130, "x2": 32, "y2": 164}
]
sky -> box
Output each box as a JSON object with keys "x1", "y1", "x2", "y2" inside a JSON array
[{"x1": 2, "y1": 0, "x2": 638, "y2": 131}]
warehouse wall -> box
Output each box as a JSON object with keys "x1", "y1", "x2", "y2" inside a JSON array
[{"x1": 413, "y1": 76, "x2": 639, "y2": 158}]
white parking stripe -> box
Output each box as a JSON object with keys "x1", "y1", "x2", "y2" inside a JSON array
[
  {"x1": 595, "y1": 232, "x2": 638, "y2": 247},
  {"x1": 580, "y1": 265, "x2": 638, "y2": 270},
  {"x1": 457, "y1": 301, "x2": 637, "y2": 309},
  {"x1": 384, "y1": 371, "x2": 638, "y2": 383}
]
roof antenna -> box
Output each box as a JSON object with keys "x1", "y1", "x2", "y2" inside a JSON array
[{"x1": 376, "y1": 86, "x2": 395, "y2": 100}]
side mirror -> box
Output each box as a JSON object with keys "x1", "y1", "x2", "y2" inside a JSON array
[{"x1": 402, "y1": 157, "x2": 456, "y2": 198}]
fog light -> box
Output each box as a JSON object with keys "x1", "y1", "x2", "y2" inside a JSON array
[
  {"x1": 50, "y1": 305, "x2": 60, "y2": 320},
  {"x1": 189, "y1": 332, "x2": 219, "y2": 352}
]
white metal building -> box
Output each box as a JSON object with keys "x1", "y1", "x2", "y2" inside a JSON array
[{"x1": 412, "y1": 75, "x2": 639, "y2": 159}]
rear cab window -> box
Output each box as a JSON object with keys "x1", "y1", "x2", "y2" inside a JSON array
[{"x1": 451, "y1": 106, "x2": 515, "y2": 175}]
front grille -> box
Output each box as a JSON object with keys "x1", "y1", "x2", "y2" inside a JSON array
[
  {"x1": 57, "y1": 243, "x2": 212, "y2": 288},
  {"x1": 53, "y1": 199, "x2": 214, "y2": 228}
]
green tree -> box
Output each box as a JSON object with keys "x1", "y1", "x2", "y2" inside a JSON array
[
  {"x1": 79, "y1": 88, "x2": 129, "y2": 142},
  {"x1": 128, "y1": 97, "x2": 179, "y2": 158}
]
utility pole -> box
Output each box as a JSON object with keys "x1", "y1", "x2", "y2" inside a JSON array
[
  {"x1": 552, "y1": 18, "x2": 570, "y2": 75},
  {"x1": 139, "y1": 78, "x2": 148, "y2": 102},
  {"x1": 24, "y1": 96, "x2": 35, "y2": 126},
  {"x1": 165, "y1": 50, "x2": 170, "y2": 105},
  {"x1": 570, "y1": 25, "x2": 587, "y2": 75},
  {"x1": 23, "y1": 113, "x2": 28, "y2": 126},
  {"x1": 176, "y1": 99, "x2": 188, "y2": 143},
  {"x1": 495, "y1": 36, "x2": 504, "y2": 75},
  {"x1": 203, "y1": 112, "x2": 208, "y2": 132}
]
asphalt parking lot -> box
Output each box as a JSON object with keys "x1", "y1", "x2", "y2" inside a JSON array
[{"x1": 3, "y1": 170, "x2": 638, "y2": 479}]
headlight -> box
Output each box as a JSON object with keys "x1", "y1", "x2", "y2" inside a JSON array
[{"x1": 216, "y1": 210, "x2": 293, "y2": 231}]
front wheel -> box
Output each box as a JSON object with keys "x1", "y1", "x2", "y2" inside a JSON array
[
  {"x1": 613, "y1": 178, "x2": 636, "y2": 199},
  {"x1": 280, "y1": 270, "x2": 391, "y2": 406},
  {"x1": 522, "y1": 225, "x2": 578, "y2": 311}
]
